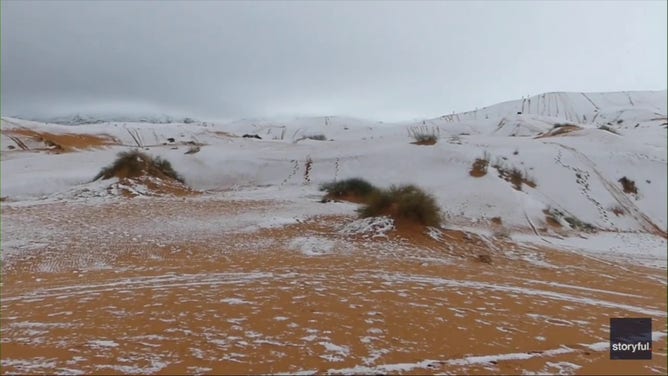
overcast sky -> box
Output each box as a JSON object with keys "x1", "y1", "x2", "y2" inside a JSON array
[{"x1": 2, "y1": 0, "x2": 666, "y2": 122}]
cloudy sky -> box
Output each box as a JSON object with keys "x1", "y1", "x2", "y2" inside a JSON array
[{"x1": 2, "y1": 1, "x2": 666, "y2": 121}]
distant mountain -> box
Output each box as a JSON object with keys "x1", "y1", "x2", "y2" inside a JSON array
[{"x1": 20, "y1": 113, "x2": 199, "y2": 125}]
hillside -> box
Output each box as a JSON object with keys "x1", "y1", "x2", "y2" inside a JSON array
[{"x1": 2, "y1": 90, "x2": 666, "y2": 236}]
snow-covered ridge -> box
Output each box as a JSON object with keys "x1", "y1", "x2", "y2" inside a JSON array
[
  {"x1": 17, "y1": 113, "x2": 200, "y2": 126},
  {"x1": 2, "y1": 90, "x2": 666, "y2": 236},
  {"x1": 432, "y1": 90, "x2": 666, "y2": 125}
]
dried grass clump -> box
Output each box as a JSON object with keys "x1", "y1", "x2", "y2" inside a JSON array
[{"x1": 94, "y1": 150, "x2": 184, "y2": 183}]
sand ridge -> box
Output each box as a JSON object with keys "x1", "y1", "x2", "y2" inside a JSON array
[{"x1": 2, "y1": 128, "x2": 119, "y2": 153}]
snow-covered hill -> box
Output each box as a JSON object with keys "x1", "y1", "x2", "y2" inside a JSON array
[
  {"x1": 432, "y1": 90, "x2": 666, "y2": 126},
  {"x1": 2, "y1": 90, "x2": 666, "y2": 237}
]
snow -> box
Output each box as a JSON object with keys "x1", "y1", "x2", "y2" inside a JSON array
[
  {"x1": 220, "y1": 298, "x2": 251, "y2": 305},
  {"x1": 289, "y1": 236, "x2": 338, "y2": 256},
  {"x1": 515, "y1": 232, "x2": 667, "y2": 269},
  {"x1": 87, "y1": 340, "x2": 119, "y2": 348},
  {"x1": 328, "y1": 331, "x2": 668, "y2": 374},
  {"x1": 319, "y1": 342, "x2": 350, "y2": 355},
  {"x1": 339, "y1": 217, "x2": 395, "y2": 238},
  {"x1": 378, "y1": 273, "x2": 667, "y2": 317}
]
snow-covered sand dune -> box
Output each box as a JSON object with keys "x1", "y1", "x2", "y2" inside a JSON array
[
  {"x1": 2, "y1": 90, "x2": 666, "y2": 235},
  {"x1": 1, "y1": 90, "x2": 666, "y2": 375}
]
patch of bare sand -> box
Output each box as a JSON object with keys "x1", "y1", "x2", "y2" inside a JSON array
[
  {"x1": 2, "y1": 129, "x2": 118, "y2": 152},
  {"x1": 1, "y1": 197, "x2": 666, "y2": 375}
]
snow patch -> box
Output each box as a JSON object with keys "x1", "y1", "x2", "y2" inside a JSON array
[{"x1": 339, "y1": 216, "x2": 395, "y2": 238}]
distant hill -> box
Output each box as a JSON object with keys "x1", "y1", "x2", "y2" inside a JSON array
[{"x1": 17, "y1": 113, "x2": 199, "y2": 125}]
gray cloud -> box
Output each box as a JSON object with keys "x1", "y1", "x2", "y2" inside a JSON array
[{"x1": 2, "y1": 0, "x2": 666, "y2": 121}]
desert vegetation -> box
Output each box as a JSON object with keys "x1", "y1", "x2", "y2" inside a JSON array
[
  {"x1": 544, "y1": 207, "x2": 596, "y2": 233},
  {"x1": 469, "y1": 151, "x2": 491, "y2": 177},
  {"x1": 491, "y1": 158, "x2": 536, "y2": 191},
  {"x1": 93, "y1": 150, "x2": 185, "y2": 183},
  {"x1": 305, "y1": 134, "x2": 327, "y2": 141},
  {"x1": 358, "y1": 184, "x2": 442, "y2": 227},
  {"x1": 610, "y1": 205, "x2": 626, "y2": 216},
  {"x1": 321, "y1": 179, "x2": 442, "y2": 227},
  {"x1": 320, "y1": 178, "x2": 378, "y2": 202},
  {"x1": 408, "y1": 125, "x2": 439, "y2": 145},
  {"x1": 294, "y1": 134, "x2": 328, "y2": 143},
  {"x1": 618, "y1": 176, "x2": 638, "y2": 195}
]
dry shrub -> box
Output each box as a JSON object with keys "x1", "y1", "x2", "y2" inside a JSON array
[
  {"x1": 305, "y1": 134, "x2": 327, "y2": 141},
  {"x1": 618, "y1": 177, "x2": 638, "y2": 195},
  {"x1": 545, "y1": 207, "x2": 595, "y2": 233},
  {"x1": 492, "y1": 159, "x2": 536, "y2": 191},
  {"x1": 94, "y1": 150, "x2": 184, "y2": 183},
  {"x1": 470, "y1": 151, "x2": 491, "y2": 177},
  {"x1": 408, "y1": 125, "x2": 439, "y2": 145},
  {"x1": 610, "y1": 205, "x2": 626, "y2": 216}
]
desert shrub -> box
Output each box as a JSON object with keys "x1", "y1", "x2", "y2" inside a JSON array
[
  {"x1": 359, "y1": 184, "x2": 442, "y2": 227},
  {"x1": 94, "y1": 150, "x2": 184, "y2": 183},
  {"x1": 492, "y1": 160, "x2": 536, "y2": 191},
  {"x1": 408, "y1": 125, "x2": 439, "y2": 145},
  {"x1": 545, "y1": 207, "x2": 595, "y2": 233},
  {"x1": 598, "y1": 125, "x2": 620, "y2": 135},
  {"x1": 470, "y1": 151, "x2": 491, "y2": 177},
  {"x1": 618, "y1": 176, "x2": 638, "y2": 195},
  {"x1": 563, "y1": 216, "x2": 596, "y2": 233},
  {"x1": 508, "y1": 168, "x2": 525, "y2": 190},
  {"x1": 610, "y1": 205, "x2": 625, "y2": 216},
  {"x1": 305, "y1": 134, "x2": 327, "y2": 141},
  {"x1": 320, "y1": 178, "x2": 377, "y2": 199}
]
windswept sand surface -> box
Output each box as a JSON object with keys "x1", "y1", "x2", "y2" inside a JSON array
[{"x1": 1, "y1": 192, "x2": 666, "y2": 375}]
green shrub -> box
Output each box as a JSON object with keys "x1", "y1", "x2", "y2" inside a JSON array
[
  {"x1": 320, "y1": 178, "x2": 377, "y2": 199},
  {"x1": 359, "y1": 184, "x2": 442, "y2": 227},
  {"x1": 94, "y1": 150, "x2": 185, "y2": 183}
]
